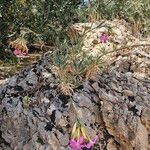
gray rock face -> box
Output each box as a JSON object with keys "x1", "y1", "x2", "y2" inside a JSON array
[{"x1": 0, "y1": 52, "x2": 150, "y2": 150}]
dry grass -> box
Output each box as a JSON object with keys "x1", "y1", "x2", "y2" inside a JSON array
[
  {"x1": 58, "y1": 82, "x2": 74, "y2": 95},
  {"x1": 85, "y1": 63, "x2": 100, "y2": 79},
  {"x1": 10, "y1": 38, "x2": 28, "y2": 53}
]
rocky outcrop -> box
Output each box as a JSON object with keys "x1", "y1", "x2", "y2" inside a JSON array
[{"x1": 0, "y1": 48, "x2": 149, "y2": 150}]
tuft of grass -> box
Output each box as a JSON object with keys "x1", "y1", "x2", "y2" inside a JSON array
[{"x1": 51, "y1": 23, "x2": 106, "y2": 95}]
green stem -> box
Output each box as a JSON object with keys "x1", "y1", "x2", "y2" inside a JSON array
[{"x1": 97, "y1": 44, "x2": 150, "y2": 60}]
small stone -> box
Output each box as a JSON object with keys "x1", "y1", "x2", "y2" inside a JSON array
[
  {"x1": 46, "y1": 108, "x2": 52, "y2": 115},
  {"x1": 92, "y1": 39, "x2": 99, "y2": 45},
  {"x1": 92, "y1": 82, "x2": 99, "y2": 91},
  {"x1": 41, "y1": 97, "x2": 50, "y2": 103},
  {"x1": 123, "y1": 90, "x2": 134, "y2": 96}
]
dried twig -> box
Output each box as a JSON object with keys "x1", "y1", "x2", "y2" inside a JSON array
[
  {"x1": 97, "y1": 44, "x2": 150, "y2": 60},
  {"x1": 31, "y1": 44, "x2": 56, "y2": 51}
]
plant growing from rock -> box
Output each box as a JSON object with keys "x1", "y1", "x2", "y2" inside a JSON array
[
  {"x1": 51, "y1": 23, "x2": 107, "y2": 95},
  {"x1": 51, "y1": 21, "x2": 150, "y2": 95},
  {"x1": 69, "y1": 120, "x2": 99, "y2": 150}
]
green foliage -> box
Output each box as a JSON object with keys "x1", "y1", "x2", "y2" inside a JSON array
[
  {"x1": 0, "y1": 0, "x2": 149, "y2": 55},
  {"x1": 0, "y1": 0, "x2": 80, "y2": 55},
  {"x1": 78, "y1": 0, "x2": 150, "y2": 34},
  {"x1": 51, "y1": 24, "x2": 105, "y2": 95}
]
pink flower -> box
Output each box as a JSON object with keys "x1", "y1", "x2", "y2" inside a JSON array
[
  {"x1": 13, "y1": 49, "x2": 21, "y2": 56},
  {"x1": 69, "y1": 136, "x2": 84, "y2": 150},
  {"x1": 69, "y1": 122, "x2": 99, "y2": 150},
  {"x1": 84, "y1": 135, "x2": 99, "y2": 149},
  {"x1": 99, "y1": 33, "x2": 109, "y2": 43},
  {"x1": 13, "y1": 49, "x2": 28, "y2": 58},
  {"x1": 69, "y1": 135, "x2": 99, "y2": 150}
]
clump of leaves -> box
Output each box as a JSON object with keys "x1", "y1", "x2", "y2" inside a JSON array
[{"x1": 52, "y1": 23, "x2": 106, "y2": 95}]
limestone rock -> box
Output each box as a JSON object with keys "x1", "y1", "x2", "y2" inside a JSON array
[
  {"x1": 0, "y1": 50, "x2": 149, "y2": 150},
  {"x1": 0, "y1": 20, "x2": 150, "y2": 150}
]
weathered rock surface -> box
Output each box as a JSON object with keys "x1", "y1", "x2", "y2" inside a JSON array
[
  {"x1": 0, "y1": 47, "x2": 150, "y2": 150},
  {"x1": 68, "y1": 19, "x2": 150, "y2": 79}
]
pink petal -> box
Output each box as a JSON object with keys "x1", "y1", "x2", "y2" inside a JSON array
[
  {"x1": 85, "y1": 142, "x2": 93, "y2": 148},
  {"x1": 69, "y1": 139, "x2": 78, "y2": 149},
  {"x1": 100, "y1": 33, "x2": 109, "y2": 43},
  {"x1": 92, "y1": 135, "x2": 99, "y2": 143},
  {"x1": 83, "y1": 135, "x2": 99, "y2": 149},
  {"x1": 13, "y1": 49, "x2": 28, "y2": 58},
  {"x1": 78, "y1": 136, "x2": 84, "y2": 144},
  {"x1": 13, "y1": 49, "x2": 21, "y2": 55},
  {"x1": 69, "y1": 139, "x2": 82, "y2": 150}
]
